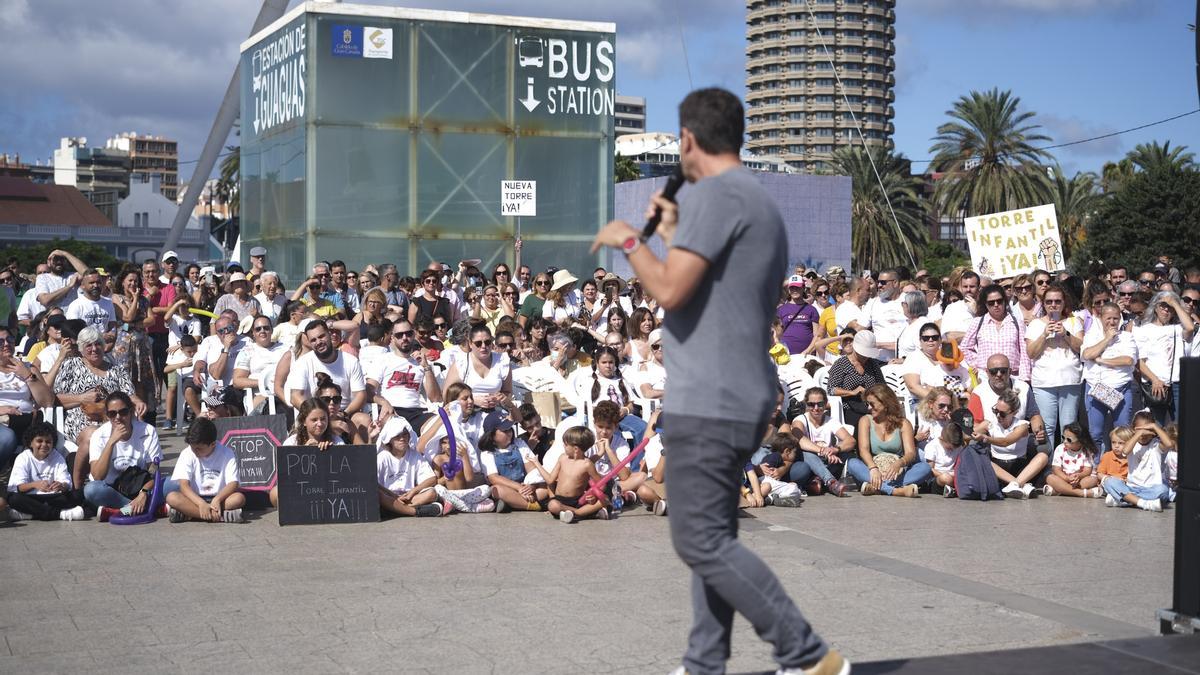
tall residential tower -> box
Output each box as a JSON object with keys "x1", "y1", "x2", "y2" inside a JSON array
[{"x1": 745, "y1": 0, "x2": 896, "y2": 172}]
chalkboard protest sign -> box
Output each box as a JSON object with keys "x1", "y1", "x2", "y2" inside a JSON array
[
  {"x1": 275, "y1": 445, "x2": 380, "y2": 526},
  {"x1": 214, "y1": 414, "x2": 289, "y2": 491}
]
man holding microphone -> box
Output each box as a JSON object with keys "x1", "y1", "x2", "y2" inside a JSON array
[{"x1": 592, "y1": 88, "x2": 848, "y2": 675}]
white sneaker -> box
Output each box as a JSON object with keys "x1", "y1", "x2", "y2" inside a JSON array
[
  {"x1": 653, "y1": 500, "x2": 668, "y2": 517},
  {"x1": 1138, "y1": 498, "x2": 1163, "y2": 512},
  {"x1": 559, "y1": 510, "x2": 574, "y2": 524},
  {"x1": 434, "y1": 485, "x2": 470, "y2": 513},
  {"x1": 1105, "y1": 494, "x2": 1118, "y2": 507},
  {"x1": 8, "y1": 509, "x2": 32, "y2": 521},
  {"x1": 1086, "y1": 487, "x2": 1103, "y2": 498},
  {"x1": 58, "y1": 506, "x2": 85, "y2": 521},
  {"x1": 221, "y1": 508, "x2": 243, "y2": 523},
  {"x1": 1042, "y1": 484, "x2": 1055, "y2": 497},
  {"x1": 1020, "y1": 483, "x2": 1035, "y2": 499},
  {"x1": 1001, "y1": 481, "x2": 1022, "y2": 497}
]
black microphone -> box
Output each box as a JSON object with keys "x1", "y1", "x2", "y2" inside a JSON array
[{"x1": 641, "y1": 165, "x2": 685, "y2": 242}]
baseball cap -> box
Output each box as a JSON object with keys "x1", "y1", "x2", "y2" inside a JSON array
[
  {"x1": 483, "y1": 410, "x2": 515, "y2": 434},
  {"x1": 786, "y1": 274, "x2": 806, "y2": 288},
  {"x1": 249, "y1": 246, "x2": 267, "y2": 257},
  {"x1": 161, "y1": 250, "x2": 179, "y2": 262},
  {"x1": 761, "y1": 451, "x2": 784, "y2": 468}
]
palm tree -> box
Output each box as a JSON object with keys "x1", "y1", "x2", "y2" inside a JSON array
[
  {"x1": 614, "y1": 155, "x2": 641, "y2": 182},
  {"x1": 1125, "y1": 140, "x2": 1195, "y2": 173},
  {"x1": 1049, "y1": 165, "x2": 1102, "y2": 261},
  {"x1": 214, "y1": 145, "x2": 239, "y2": 218},
  {"x1": 929, "y1": 88, "x2": 1053, "y2": 218},
  {"x1": 1101, "y1": 158, "x2": 1134, "y2": 193},
  {"x1": 827, "y1": 146, "x2": 929, "y2": 272}
]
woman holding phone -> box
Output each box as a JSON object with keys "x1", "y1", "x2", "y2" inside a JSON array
[{"x1": 1025, "y1": 283, "x2": 1083, "y2": 450}]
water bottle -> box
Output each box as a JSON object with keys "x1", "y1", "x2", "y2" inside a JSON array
[{"x1": 611, "y1": 476, "x2": 623, "y2": 518}]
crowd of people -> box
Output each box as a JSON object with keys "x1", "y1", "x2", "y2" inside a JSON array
[{"x1": 0, "y1": 243, "x2": 1191, "y2": 523}]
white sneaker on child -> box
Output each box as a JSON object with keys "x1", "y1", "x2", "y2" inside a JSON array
[
  {"x1": 653, "y1": 500, "x2": 668, "y2": 517},
  {"x1": 221, "y1": 508, "x2": 243, "y2": 523},
  {"x1": 1042, "y1": 484, "x2": 1055, "y2": 497},
  {"x1": 559, "y1": 510, "x2": 574, "y2": 524},
  {"x1": 1105, "y1": 494, "x2": 1118, "y2": 507},
  {"x1": 58, "y1": 506, "x2": 85, "y2": 521},
  {"x1": 1019, "y1": 484, "x2": 1035, "y2": 499},
  {"x1": 1138, "y1": 498, "x2": 1163, "y2": 512},
  {"x1": 1001, "y1": 481, "x2": 1022, "y2": 497},
  {"x1": 435, "y1": 485, "x2": 470, "y2": 513}
]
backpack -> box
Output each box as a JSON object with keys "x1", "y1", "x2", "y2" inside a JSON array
[{"x1": 953, "y1": 440, "x2": 1004, "y2": 500}]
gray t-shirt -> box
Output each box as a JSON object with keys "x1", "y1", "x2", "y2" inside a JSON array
[{"x1": 662, "y1": 166, "x2": 787, "y2": 425}]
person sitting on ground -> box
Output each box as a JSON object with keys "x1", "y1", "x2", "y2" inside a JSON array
[
  {"x1": 1100, "y1": 411, "x2": 1172, "y2": 512},
  {"x1": 975, "y1": 389, "x2": 1044, "y2": 499},
  {"x1": 84, "y1": 392, "x2": 162, "y2": 520},
  {"x1": 752, "y1": 436, "x2": 806, "y2": 507},
  {"x1": 785, "y1": 387, "x2": 853, "y2": 497},
  {"x1": 415, "y1": 383, "x2": 493, "y2": 514},
  {"x1": 375, "y1": 416, "x2": 444, "y2": 518},
  {"x1": 1042, "y1": 422, "x2": 1102, "y2": 498},
  {"x1": 846, "y1": 384, "x2": 928, "y2": 497},
  {"x1": 314, "y1": 372, "x2": 367, "y2": 444},
  {"x1": 516, "y1": 403, "x2": 553, "y2": 462},
  {"x1": 913, "y1": 387, "x2": 958, "y2": 459},
  {"x1": 441, "y1": 323, "x2": 512, "y2": 414},
  {"x1": 285, "y1": 319, "x2": 372, "y2": 434},
  {"x1": 269, "y1": 399, "x2": 345, "y2": 507},
  {"x1": 165, "y1": 417, "x2": 244, "y2": 523},
  {"x1": 5, "y1": 422, "x2": 85, "y2": 521},
  {"x1": 545, "y1": 425, "x2": 609, "y2": 523},
  {"x1": 563, "y1": 345, "x2": 647, "y2": 445},
  {"x1": 928, "y1": 409, "x2": 974, "y2": 497},
  {"x1": 478, "y1": 410, "x2": 550, "y2": 513}
]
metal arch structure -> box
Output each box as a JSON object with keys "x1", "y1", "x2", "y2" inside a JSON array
[{"x1": 162, "y1": 0, "x2": 290, "y2": 254}]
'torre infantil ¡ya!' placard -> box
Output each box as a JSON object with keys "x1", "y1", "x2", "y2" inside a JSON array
[{"x1": 965, "y1": 204, "x2": 1065, "y2": 279}]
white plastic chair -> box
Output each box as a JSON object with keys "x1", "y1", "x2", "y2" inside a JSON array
[
  {"x1": 814, "y1": 366, "x2": 831, "y2": 393},
  {"x1": 880, "y1": 363, "x2": 910, "y2": 410}
]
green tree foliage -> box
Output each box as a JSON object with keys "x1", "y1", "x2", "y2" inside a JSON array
[
  {"x1": 1083, "y1": 166, "x2": 1200, "y2": 271},
  {"x1": 919, "y1": 240, "x2": 970, "y2": 280},
  {"x1": 826, "y1": 146, "x2": 929, "y2": 273},
  {"x1": 1126, "y1": 140, "x2": 1195, "y2": 173},
  {"x1": 615, "y1": 155, "x2": 641, "y2": 183},
  {"x1": 1049, "y1": 166, "x2": 1102, "y2": 262},
  {"x1": 215, "y1": 145, "x2": 239, "y2": 217},
  {"x1": 929, "y1": 88, "x2": 1053, "y2": 218},
  {"x1": 0, "y1": 238, "x2": 122, "y2": 275}
]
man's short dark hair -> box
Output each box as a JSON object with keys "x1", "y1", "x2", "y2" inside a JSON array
[
  {"x1": 304, "y1": 319, "x2": 329, "y2": 335},
  {"x1": 678, "y1": 88, "x2": 744, "y2": 155}
]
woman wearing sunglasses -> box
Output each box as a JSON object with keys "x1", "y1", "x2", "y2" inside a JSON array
[
  {"x1": 913, "y1": 387, "x2": 959, "y2": 458},
  {"x1": 1025, "y1": 283, "x2": 1084, "y2": 450},
  {"x1": 82, "y1": 391, "x2": 163, "y2": 519},
  {"x1": 0, "y1": 324, "x2": 54, "y2": 480},
  {"x1": 232, "y1": 316, "x2": 288, "y2": 415},
  {"x1": 517, "y1": 273, "x2": 552, "y2": 330},
  {"x1": 1133, "y1": 291, "x2": 1194, "y2": 425},
  {"x1": 442, "y1": 324, "x2": 512, "y2": 412},
  {"x1": 961, "y1": 284, "x2": 1030, "y2": 382}
]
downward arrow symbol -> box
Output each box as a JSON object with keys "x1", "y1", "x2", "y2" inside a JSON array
[{"x1": 518, "y1": 77, "x2": 540, "y2": 112}]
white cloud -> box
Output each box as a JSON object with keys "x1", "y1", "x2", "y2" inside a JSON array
[
  {"x1": 1038, "y1": 113, "x2": 1124, "y2": 157},
  {"x1": 905, "y1": 0, "x2": 1141, "y2": 18}
]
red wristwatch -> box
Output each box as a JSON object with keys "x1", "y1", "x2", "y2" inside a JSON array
[{"x1": 621, "y1": 236, "x2": 641, "y2": 256}]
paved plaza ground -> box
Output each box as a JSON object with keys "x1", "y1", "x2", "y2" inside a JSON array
[{"x1": 0, "y1": 434, "x2": 1176, "y2": 674}]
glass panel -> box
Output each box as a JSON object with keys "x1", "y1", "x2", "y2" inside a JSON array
[
  {"x1": 312, "y1": 15, "x2": 411, "y2": 125},
  {"x1": 415, "y1": 132, "x2": 507, "y2": 234},
  {"x1": 513, "y1": 135, "x2": 608, "y2": 237},
  {"x1": 416, "y1": 23, "x2": 510, "y2": 127},
  {"x1": 312, "y1": 126, "x2": 409, "y2": 236}
]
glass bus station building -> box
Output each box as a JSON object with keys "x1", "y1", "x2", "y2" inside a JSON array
[{"x1": 239, "y1": 2, "x2": 616, "y2": 283}]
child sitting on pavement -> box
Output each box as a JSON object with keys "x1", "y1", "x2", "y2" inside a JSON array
[
  {"x1": 1043, "y1": 422, "x2": 1102, "y2": 498},
  {"x1": 375, "y1": 416, "x2": 443, "y2": 518},
  {"x1": 624, "y1": 408, "x2": 667, "y2": 516},
  {"x1": 753, "y1": 435, "x2": 805, "y2": 507},
  {"x1": 1097, "y1": 425, "x2": 1132, "y2": 493},
  {"x1": 546, "y1": 425, "x2": 609, "y2": 523},
  {"x1": 1164, "y1": 423, "x2": 1178, "y2": 503},
  {"x1": 479, "y1": 410, "x2": 551, "y2": 513},
  {"x1": 1101, "y1": 412, "x2": 1173, "y2": 512},
  {"x1": 6, "y1": 422, "x2": 85, "y2": 521},
  {"x1": 165, "y1": 418, "x2": 245, "y2": 523},
  {"x1": 927, "y1": 410, "x2": 971, "y2": 498}
]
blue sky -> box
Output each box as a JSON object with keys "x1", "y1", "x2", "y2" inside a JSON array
[{"x1": 0, "y1": 0, "x2": 1195, "y2": 180}]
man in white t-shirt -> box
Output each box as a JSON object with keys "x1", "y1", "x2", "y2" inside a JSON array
[
  {"x1": 189, "y1": 311, "x2": 249, "y2": 414},
  {"x1": 35, "y1": 249, "x2": 88, "y2": 310},
  {"x1": 16, "y1": 285, "x2": 45, "y2": 330},
  {"x1": 367, "y1": 319, "x2": 440, "y2": 431},
  {"x1": 65, "y1": 269, "x2": 116, "y2": 336},
  {"x1": 862, "y1": 268, "x2": 907, "y2": 361},
  {"x1": 285, "y1": 319, "x2": 370, "y2": 429},
  {"x1": 968, "y1": 354, "x2": 1046, "y2": 444},
  {"x1": 834, "y1": 278, "x2": 869, "y2": 334},
  {"x1": 941, "y1": 270, "x2": 981, "y2": 342}
]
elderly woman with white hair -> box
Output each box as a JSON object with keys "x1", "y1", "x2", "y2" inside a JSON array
[
  {"x1": 894, "y1": 290, "x2": 930, "y2": 362},
  {"x1": 254, "y1": 271, "x2": 287, "y2": 323},
  {"x1": 52, "y1": 326, "x2": 146, "y2": 487}
]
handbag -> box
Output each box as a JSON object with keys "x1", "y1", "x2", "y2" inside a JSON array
[
  {"x1": 1088, "y1": 382, "x2": 1124, "y2": 411},
  {"x1": 109, "y1": 465, "x2": 154, "y2": 500},
  {"x1": 1137, "y1": 332, "x2": 1177, "y2": 407}
]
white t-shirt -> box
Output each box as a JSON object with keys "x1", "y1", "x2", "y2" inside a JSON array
[
  {"x1": 792, "y1": 414, "x2": 843, "y2": 448},
  {"x1": 167, "y1": 314, "x2": 202, "y2": 347},
  {"x1": 234, "y1": 342, "x2": 288, "y2": 381},
  {"x1": 195, "y1": 335, "x2": 250, "y2": 387},
  {"x1": 1081, "y1": 325, "x2": 1137, "y2": 388},
  {"x1": 358, "y1": 344, "x2": 389, "y2": 377},
  {"x1": 17, "y1": 287, "x2": 44, "y2": 322},
  {"x1": 88, "y1": 420, "x2": 163, "y2": 485},
  {"x1": 924, "y1": 438, "x2": 963, "y2": 476},
  {"x1": 282, "y1": 433, "x2": 345, "y2": 446},
  {"x1": 1164, "y1": 450, "x2": 1177, "y2": 485},
  {"x1": 1127, "y1": 438, "x2": 1164, "y2": 489},
  {"x1": 480, "y1": 439, "x2": 537, "y2": 477},
  {"x1": 940, "y1": 300, "x2": 974, "y2": 336},
  {"x1": 285, "y1": 350, "x2": 366, "y2": 400},
  {"x1": 973, "y1": 380, "x2": 1035, "y2": 426},
  {"x1": 36, "y1": 343, "x2": 61, "y2": 375},
  {"x1": 1026, "y1": 316, "x2": 1083, "y2": 388},
  {"x1": 377, "y1": 448, "x2": 434, "y2": 493},
  {"x1": 542, "y1": 296, "x2": 580, "y2": 323},
  {"x1": 634, "y1": 361, "x2": 667, "y2": 398},
  {"x1": 8, "y1": 448, "x2": 72, "y2": 493},
  {"x1": 1133, "y1": 322, "x2": 1182, "y2": 384},
  {"x1": 896, "y1": 317, "x2": 929, "y2": 362},
  {"x1": 369, "y1": 352, "x2": 428, "y2": 409},
  {"x1": 564, "y1": 368, "x2": 632, "y2": 412},
  {"x1": 920, "y1": 363, "x2": 973, "y2": 400},
  {"x1": 171, "y1": 443, "x2": 239, "y2": 497},
  {"x1": 459, "y1": 352, "x2": 511, "y2": 397},
  {"x1": 642, "y1": 434, "x2": 664, "y2": 473},
  {"x1": 0, "y1": 371, "x2": 35, "y2": 415},
  {"x1": 166, "y1": 348, "x2": 195, "y2": 379},
  {"x1": 987, "y1": 418, "x2": 1030, "y2": 461},
  {"x1": 834, "y1": 300, "x2": 862, "y2": 333},
  {"x1": 255, "y1": 292, "x2": 287, "y2": 324},
  {"x1": 863, "y1": 297, "x2": 907, "y2": 359},
  {"x1": 35, "y1": 272, "x2": 75, "y2": 309},
  {"x1": 65, "y1": 295, "x2": 116, "y2": 331},
  {"x1": 1051, "y1": 444, "x2": 1095, "y2": 475}
]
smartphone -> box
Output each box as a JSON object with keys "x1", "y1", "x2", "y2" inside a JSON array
[{"x1": 205, "y1": 271, "x2": 215, "y2": 285}]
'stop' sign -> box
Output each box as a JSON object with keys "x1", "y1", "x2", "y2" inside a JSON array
[{"x1": 965, "y1": 203, "x2": 1065, "y2": 279}]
